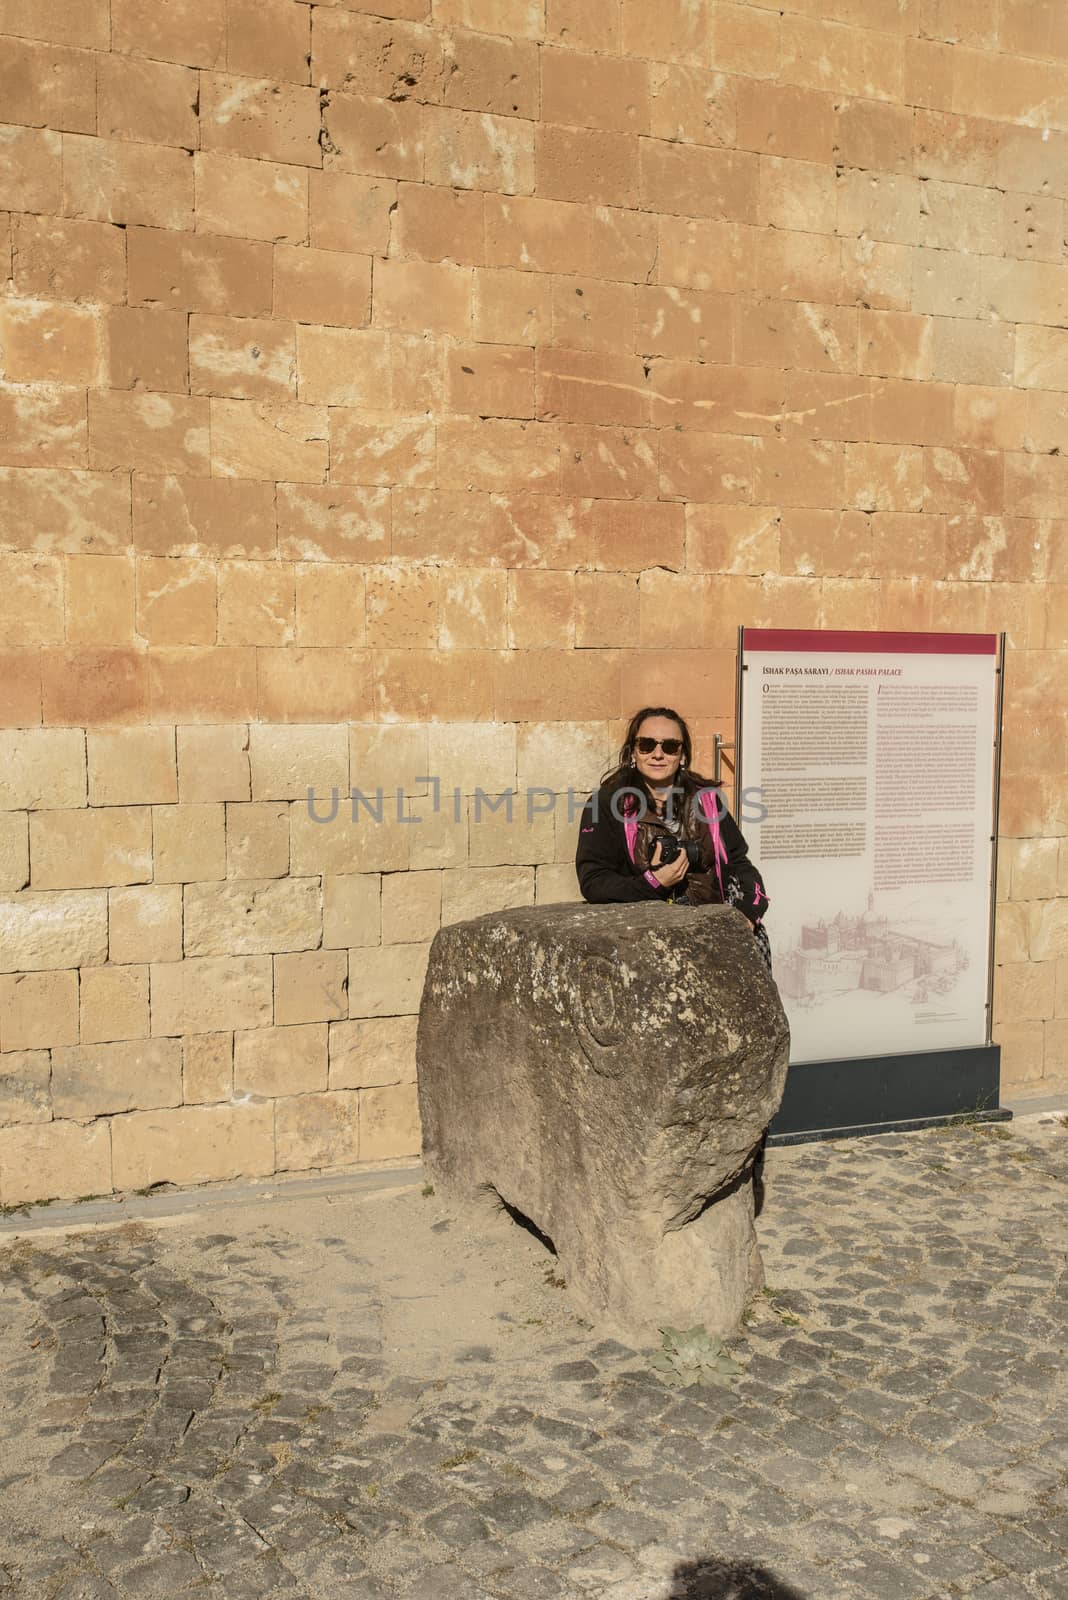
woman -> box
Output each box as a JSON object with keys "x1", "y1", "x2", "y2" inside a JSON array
[{"x1": 575, "y1": 705, "x2": 771, "y2": 968}]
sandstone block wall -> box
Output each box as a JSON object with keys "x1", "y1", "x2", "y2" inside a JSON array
[{"x1": 1, "y1": 0, "x2": 1067, "y2": 1201}]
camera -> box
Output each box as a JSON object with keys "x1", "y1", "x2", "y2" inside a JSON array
[{"x1": 656, "y1": 835, "x2": 703, "y2": 870}]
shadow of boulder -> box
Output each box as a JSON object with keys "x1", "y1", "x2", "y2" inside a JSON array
[{"x1": 667, "y1": 1556, "x2": 810, "y2": 1599}]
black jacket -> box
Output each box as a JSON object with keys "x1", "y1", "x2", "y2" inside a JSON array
[{"x1": 575, "y1": 784, "x2": 769, "y2": 926}]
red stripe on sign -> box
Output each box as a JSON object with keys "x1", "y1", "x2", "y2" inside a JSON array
[{"x1": 742, "y1": 629, "x2": 998, "y2": 655}]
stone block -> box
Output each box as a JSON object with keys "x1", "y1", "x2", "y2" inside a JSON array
[
  {"x1": 509, "y1": 570, "x2": 576, "y2": 648},
  {"x1": 217, "y1": 561, "x2": 294, "y2": 646},
  {"x1": 151, "y1": 955, "x2": 274, "y2": 1035},
  {"x1": 420, "y1": 904, "x2": 788, "y2": 1340},
  {"x1": 98, "y1": 53, "x2": 198, "y2": 147},
  {"x1": 30, "y1": 809, "x2": 151, "y2": 890},
  {"x1": 290, "y1": 798, "x2": 410, "y2": 875},
  {"x1": 110, "y1": 1102, "x2": 274, "y2": 1190},
  {"x1": 535, "y1": 862, "x2": 582, "y2": 903},
  {"x1": 145, "y1": 645, "x2": 245, "y2": 727},
  {"x1": 404, "y1": 804, "x2": 469, "y2": 871},
  {"x1": 0, "y1": 813, "x2": 29, "y2": 892},
  {"x1": 467, "y1": 795, "x2": 556, "y2": 868},
  {"x1": 89, "y1": 393, "x2": 210, "y2": 477},
  {"x1": 0, "y1": 125, "x2": 62, "y2": 214},
  {"x1": 109, "y1": 884, "x2": 183, "y2": 966},
  {"x1": 274, "y1": 949, "x2": 348, "y2": 1024},
  {"x1": 153, "y1": 804, "x2": 226, "y2": 883},
  {"x1": 87, "y1": 729, "x2": 178, "y2": 807},
  {"x1": 422, "y1": 106, "x2": 534, "y2": 195},
  {"x1": 249, "y1": 724, "x2": 348, "y2": 803},
  {"x1": 575, "y1": 573, "x2": 639, "y2": 648},
  {"x1": 183, "y1": 1032, "x2": 233, "y2": 1104},
  {"x1": 0, "y1": 36, "x2": 96, "y2": 133},
  {"x1": 195, "y1": 151, "x2": 308, "y2": 244},
  {"x1": 294, "y1": 564, "x2": 366, "y2": 647},
  {"x1": 440, "y1": 865, "x2": 535, "y2": 925},
  {"x1": 0, "y1": 1050, "x2": 51, "y2": 1124},
  {"x1": 53, "y1": 1037, "x2": 181, "y2": 1118},
  {"x1": 422, "y1": 725, "x2": 515, "y2": 799},
  {"x1": 440, "y1": 568, "x2": 507, "y2": 649},
  {"x1": 313, "y1": 9, "x2": 443, "y2": 98},
  {"x1": 190, "y1": 315, "x2": 296, "y2": 402},
  {"x1": 473, "y1": 265, "x2": 553, "y2": 344},
  {"x1": 62, "y1": 133, "x2": 193, "y2": 229},
  {"x1": 176, "y1": 726, "x2": 251, "y2": 803},
  {"x1": 366, "y1": 567, "x2": 441, "y2": 648},
  {"x1": 329, "y1": 1015, "x2": 417, "y2": 1089},
  {"x1": 0, "y1": 554, "x2": 63, "y2": 646},
  {"x1": 994, "y1": 1020, "x2": 1045, "y2": 1091},
  {"x1": 309, "y1": 171, "x2": 394, "y2": 255},
  {"x1": 323, "y1": 874, "x2": 381, "y2": 949},
  {"x1": 135, "y1": 555, "x2": 218, "y2": 646},
  {"x1": 993, "y1": 961, "x2": 1055, "y2": 1026},
  {"x1": 447, "y1": 342, "x2": 534, "y2": 418},
  {"x1": 348, "y1": 725, "x2": 428, "y2": 800},
  {"x1": 0, "y1": 388, "x2": 86, "y2": 472},
  {"x1": 275, "y1": 1090, "x2": 360, "y2": 1171},
  {"x1": 66, "y1": 554, "x2": 136, "y2": 648},
  {"x1": 1027, "y1": 900, "x2": 1068, "y2": 964},
  {"x1": 227, "y1": 802, "x2": 290, "y2": 879},
  {"x1": 273, "y1": 247, "x2": 371, "y2": 328},
  {"x1": 11, "y1": 214, "x2": 124, "y2": 304},
  {"x1": 348, "y1": 942, "x2": 430, "y2": 1018},
  {"x1": 296, "y1": 325, "x2": 392, "y2": 407},
  {"x1": 227, "y1": 0, "x2": 311, "y2": 83},
  {"x1": 0, "y1": 1119, "x2": 111, "y2": 1206},
  {"x1": 0, "y1": 969, "x2": 79, "y2": 1050},
  {"x1": 112, "y1": 0, "x2": 226, "y2": 67},
  {"x1": 277, "y1": 482, "x2": 388, "y2": 561},
  {"x1": 392, "y1": 182, "x2": 485, "y2": 266},
  {"x1": 511, "y1": 723, "x2": 604, "y2": 800},
  {"x1": 436, "y1": 418, "x2": 560, "y2": 494},
  {"x1": 80, "y1": 964, "x2": 150, "y2": 1043},
  {"x1": 0, "y1": 301, "x2": 101, "y2": 387},
  {"x1": 0, "y1": 729, "x2": 86, "y2": 810},
  {"x1": 1011, "y1": 838, "x2": 1059, "y2": 902},
  {"x1": 360, "y1": 1082, "x2": 421, "y2": 1162},
  {"x1": 200, "y1": 72, "x2": 322, "y2": 167},
  {"x1": 535, "y1": 123, "x2": 637, "y2": 210},
  {"x1": 135, "y1": 477, "x2": 277, "y2": 561},
  {"x1": 321, "y1": 90, "x2": 424, "y2": 182},
  {"x1": 234, "y1": 1022, "x2": 328, "y2": 1097},
  {"x1": 128, "y1": 227, "x2": 273, "y2": 318},
  {"x1": 381, "y1": 871, "x2": 442, "y2": 944},
  {"x1": 433, "y1": 0, "x2": 543, "y2": 36},
  {"x1": 258, "y1": 647, "x2": 374, "y2": 723},
  {"x1": 0, "y1": 467, "x2": 130, "y2": 560},
  {"x1": 444, "y1": 27, "x2": 539, "y2": 117},
  {"x1": 185, "y1": 878, "x2": 321, "y2": 957}
]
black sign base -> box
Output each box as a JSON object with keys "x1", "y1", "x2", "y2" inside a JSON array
[{"x1": 767, "y1": 1044, "x2": 1004, "y2": 1146}]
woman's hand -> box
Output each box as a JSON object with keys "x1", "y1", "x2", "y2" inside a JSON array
[{"x1": 651, "y1": 840, "x2": 689, "y2": 888}]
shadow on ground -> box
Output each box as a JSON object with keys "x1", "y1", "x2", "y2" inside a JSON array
[{"x1": 668, "y1": 1555, "x2": 809, "y2": 1598}]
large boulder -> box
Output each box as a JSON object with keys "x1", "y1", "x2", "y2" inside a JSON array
[{"x1": 416, "y1": 902, "x2": 790, "y2": 1343}]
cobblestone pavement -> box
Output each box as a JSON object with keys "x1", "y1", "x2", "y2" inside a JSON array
[{"x1": 0, "y1": 1114, "x2": 1065, "y2": 1600}]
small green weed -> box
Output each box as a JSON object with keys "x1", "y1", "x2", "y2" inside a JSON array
[{"x1": 649, "y1": 1325, "x2": 745, "y2": 1389}]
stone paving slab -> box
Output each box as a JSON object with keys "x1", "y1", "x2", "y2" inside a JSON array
[{"x1": 0, "y1": 1114, "x2": 1065, "y2": 1600}]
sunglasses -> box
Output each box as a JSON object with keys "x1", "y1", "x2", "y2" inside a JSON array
[{"x1": 635, "y1": 737, "x2": 683, "y2": 755}]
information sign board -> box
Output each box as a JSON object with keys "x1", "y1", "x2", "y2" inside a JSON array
[{"x1": 738, "y1": 629, "x2": 1004, "y2": 1137}]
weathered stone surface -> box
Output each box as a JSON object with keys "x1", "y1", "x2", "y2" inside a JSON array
[
  {"x1": 183, "y1": 877, "x2": 321, "y2": 956},
  {"x1": 417, "y1": 903, "x2": 789, "y2": 1341},
  {"x1": 0, "y1": 890, "x2": 108, "y2": 973},
  {"x1": 52, "y1": 1038, "x2": 182, "y2": 1118}
]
